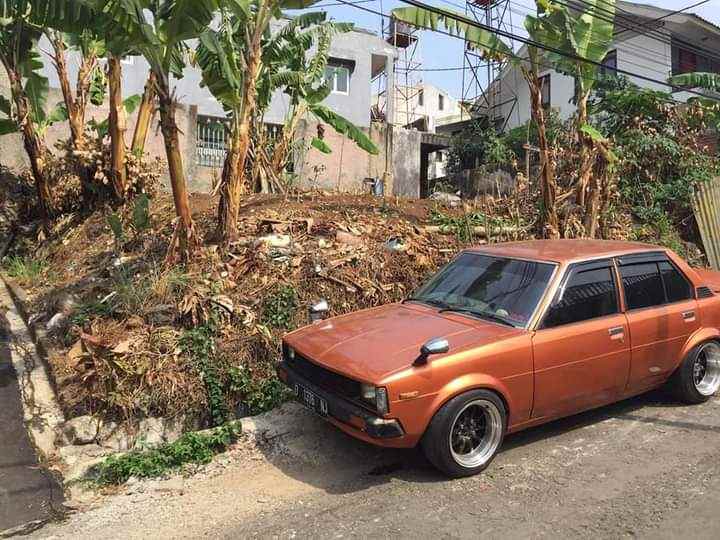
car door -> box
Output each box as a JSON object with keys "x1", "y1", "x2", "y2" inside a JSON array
[
  {"x1": 531, "y1": 259, "x2": 631, "y2": 419},
  {"x1": 618, "y1": 253, "x2": 700, "y2": 392}
]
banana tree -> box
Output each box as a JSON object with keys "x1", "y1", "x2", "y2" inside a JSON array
[
  {"x1": 533, "y1": 0, "x2": 616, "y2": 236},
  {"x1": 90, "y1": 0, "x2": 219, "y2": 259},
  {"x1": 44, "y1": 28, "x2": 106, "y2": 152},
  {"x1": 390, "y1": 7, "x2": 553, "y2": 230},
  {"x1": 670, "y1": 71, "x2": 720, "y2": 128},
  {"x1": 0, "y1": 0, "x2": 93, "y2": 220},
  {"x1": 393, "y1": 2, "x2": 616, "y2": 238},
  {"x1": 388, "y1": 7, "x2": 553, "y2": 233},
  {"x1": 251, "y1": 13, "x2": 376, "y2": 187},
  {"x1": 194, "y1": 0, "x2": 323, "y2": 246}
]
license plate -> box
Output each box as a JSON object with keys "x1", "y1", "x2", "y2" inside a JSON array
[{"x1": 294, "y1": 383, "x2": 328, "y2": 416}]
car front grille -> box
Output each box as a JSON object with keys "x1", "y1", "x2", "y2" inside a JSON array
[{"x1": 286, "y1": 353, "x2": 361, "y2": 401}]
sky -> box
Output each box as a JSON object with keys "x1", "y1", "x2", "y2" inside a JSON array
[{"x1": 287, "y1": 0, "x2": 720, "y2": 99}]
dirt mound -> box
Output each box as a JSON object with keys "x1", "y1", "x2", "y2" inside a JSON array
[{"x1": 7, "y1": 190, "x2": 498, "y2": 427}]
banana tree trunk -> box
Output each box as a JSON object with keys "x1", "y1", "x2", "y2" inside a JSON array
[
  {"x1": 584, "y1": 142, "x2": 614, "y2": 238},
  {"x1": 48, "y1": 34, "x2": 85, "y2": 150},
  {"x1": 108, "y1": 55, "x2": 127, "y2": 199},
  {"x1": 575, "y1": 93, "x2": 593, "y2": 209},
  {"x1": 269, "y1": 102, "x2": 307, "y2": 180},
  {"x1": 6, "y1": 69, "x2": 53, "y2": 220},
  {"x1": 157, "y1": 78, "x2": 196, "y2": 259},
  {"x1": 131, "y1": 70, "x2": 157, "y2": 155},
  {"x1": 523, "y1": 64, "x2": 559, "y2": 239},
  {"x1": 75, "y1": 52, "x2": 96, "y2": 131},
  {"x1": 216, "y1": 123, "x2": 243, "y2": 242},
  {"x1": 216, "y1": 47, "x2": 262, "y2": 245}
]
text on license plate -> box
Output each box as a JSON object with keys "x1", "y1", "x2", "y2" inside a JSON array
[{"x1": 294, "y1": 383, "x2": 328, "y2": 416}]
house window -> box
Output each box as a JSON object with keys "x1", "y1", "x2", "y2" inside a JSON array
[
  {"x1": 539, "y1": 74, "x2": 551, "y2": 109},
  {"x1": 418, "y1": 89, "x2": 424, "y2": 106},
  {"x1": 600, "y1": 50, "x2": 617, "y2": 77},
  {"x1": 672, "y1": 40, "x2": 720, "y2": 77},
  {"x1": 196, "y1": 115, "x2": 228, "y2": 168},
  {"x1": 438, "y1": 93, "x2": 445, "y2": 111},
  {"x1": 324, "y1": 62, "x2": 350, "y2": 94}
]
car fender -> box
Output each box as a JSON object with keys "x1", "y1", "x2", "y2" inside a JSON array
[
  {"x1": 421, "y1": 373, "x2": 513, "y2": 432},
  {"x1": 676, "y1": 327, "x2": 720, "y2": 370}
]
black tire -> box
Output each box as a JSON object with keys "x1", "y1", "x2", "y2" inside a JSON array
[
  {"x1": 421, "y1": 389, "x2": 507, "y2": 478},
  {"x1": 670, "y1": 340, "x2": 720, "y2": 404}
]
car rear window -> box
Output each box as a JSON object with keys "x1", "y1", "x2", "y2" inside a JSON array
[
  {"x1": 620, "y1": 258, "x2": 693, "y2": 310},
  {"x1": 620, "y1": 262, "x2": 666, "y2": 309},
  {"x1": 659, "y1": 261, "x2": 693, "y2": 303}
]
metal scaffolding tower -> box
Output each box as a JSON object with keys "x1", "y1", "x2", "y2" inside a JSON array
[
  {"x1": 373, "y1": 15, "x2": 423, "y2": 128},
  {"x1": 461, "y1": 0, "x2": 515, "y2": 127}
]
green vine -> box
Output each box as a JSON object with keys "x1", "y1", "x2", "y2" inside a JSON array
[{"x1": 180, "y1": 321, "x2": 227, "y2": 426}]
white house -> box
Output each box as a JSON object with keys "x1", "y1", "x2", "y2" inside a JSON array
[
  {"x1": 489, "y1": 1, "x2": 720, "y2": 130},
  {"x1": 376, "y1": 82, "x2": 463, "y2": 131}
]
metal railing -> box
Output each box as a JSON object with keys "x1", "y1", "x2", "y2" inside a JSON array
[{"x1": 196, "y1": 115, "x2": 229, "y2": 168}]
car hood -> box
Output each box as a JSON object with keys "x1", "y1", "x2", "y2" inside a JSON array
[{"x1": 284, "y1": 303, "x2": 522, "y2": 383}]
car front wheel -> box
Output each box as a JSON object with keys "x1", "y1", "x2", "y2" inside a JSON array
[
  {"x1": 672, "y1": 340, "x2": 720, "y2": 404},
  {"x1": 421, "y1": 389, "x2": 506, "y2": 478}
]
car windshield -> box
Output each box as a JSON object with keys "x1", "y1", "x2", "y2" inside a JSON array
[{"x1": 408, "y1": 253, "x2": 555, "y2": 328}]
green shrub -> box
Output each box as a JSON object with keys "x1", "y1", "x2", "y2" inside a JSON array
[
  {"x1": 261, "y1": 285, "x2": 298, "y2": 330},
  {"x1": 91, "y1": 423, "x2": 241, "y2": 485},
  {"x1": 229, "y1": 366, "x2": 289, "y2": 416}
]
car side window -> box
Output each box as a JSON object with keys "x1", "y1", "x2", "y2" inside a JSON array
[
  {"x1": 659, "y1": 260, "x2": 693, "y2": 303},
  {"x1": 543, "y1": 266, "x2": 618, "y2": 328},
  {"x1": 620, "y1": 262, "x2": 665, "y2": 309}
]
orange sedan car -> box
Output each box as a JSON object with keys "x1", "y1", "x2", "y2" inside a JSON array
[{"x1": 277, "y1": 240, "x2": 720, "y2": 477}]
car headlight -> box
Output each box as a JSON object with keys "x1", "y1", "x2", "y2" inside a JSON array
[{"x1": 360, "y1": 384, "x2": 389, "y2": 415}]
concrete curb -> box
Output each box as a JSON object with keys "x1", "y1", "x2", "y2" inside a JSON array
[{"x1": 0, "y1": 273, "x2": 65, "y2": 461}]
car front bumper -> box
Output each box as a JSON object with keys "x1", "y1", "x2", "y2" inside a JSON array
[{"x1": 276, "y1": 361, "x2": 405, "y2": 441}]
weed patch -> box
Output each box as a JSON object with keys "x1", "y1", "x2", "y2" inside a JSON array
[
  {"x1": 3, "y1": 255, "x2": 47, "y2": 283},
  {"x1": 229, "y1": 366, "x2": 290, "y2": 416},
  {"x1": 180, "y1": 322, "x2": 228, "y2": 426},
  {"x1": 261, "y1": 285, "x2": 298, "y2": 330},
  {"x1": 90, "y1": 422, "x2": 241, "y2": 485}
]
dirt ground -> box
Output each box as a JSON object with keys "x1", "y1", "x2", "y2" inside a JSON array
[{"x1": 31, "y1": 388, "x2": 720, "y2": 539}]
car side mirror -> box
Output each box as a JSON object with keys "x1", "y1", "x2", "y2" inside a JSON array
[
  {"x1": 414, "y1": 337, "x2": 450, "y2": 366},
  {"x1": 308, "y1": 299, "x2": 329, "y2": 323}
]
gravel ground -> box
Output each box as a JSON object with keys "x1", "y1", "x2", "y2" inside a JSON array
[{"x1": 31, "y1": 388, "x2": 720, "y2": 540}]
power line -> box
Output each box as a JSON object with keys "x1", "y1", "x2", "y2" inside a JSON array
[
  {"x1": 390, "y1": 0, "x2": 720, "y2": 101},
  {"x1": 614, "y1": 0, "x2": 714, "y2": 37},
  {"x1": 335, "y1": 0, "x2": 699, "y2": 109},
  {"x1": 571, "y1": 0, "x2": 720, "y2": 65}
]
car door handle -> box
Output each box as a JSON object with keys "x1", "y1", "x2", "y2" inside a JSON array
[
  {"x1": 682, "y1": 311, "x2": 696, "y2": 322},
  {"x1": 608, "y1": 326, "x2": 625, "y2": 340}
]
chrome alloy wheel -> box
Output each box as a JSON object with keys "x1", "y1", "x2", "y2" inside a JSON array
[
  {"x1": 693, "y1": 342, "x2": 720, "y2": 397},
  {"x1": 449, "y1": 399, "x2": 503, "y2": 469}
]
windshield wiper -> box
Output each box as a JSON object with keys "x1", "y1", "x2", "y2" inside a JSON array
[
  {"x1": 438, "y1": 307, "x2": 516, "y2": 328},
  {"x1": 402, "y1": 297, "x2": 449, "y2": 309}
]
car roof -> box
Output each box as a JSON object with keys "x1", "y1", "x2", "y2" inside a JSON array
[{"x1": 466, "y1": 239, "x2": 667, "y2": 265}]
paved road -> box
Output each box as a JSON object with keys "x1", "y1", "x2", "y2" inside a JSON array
[
  {"x1": 0, "y1": 308, "x2": 63, "y2": 533},
  {"x1": 35, "y1": 387, "x2": 720, "y2": 539}
]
